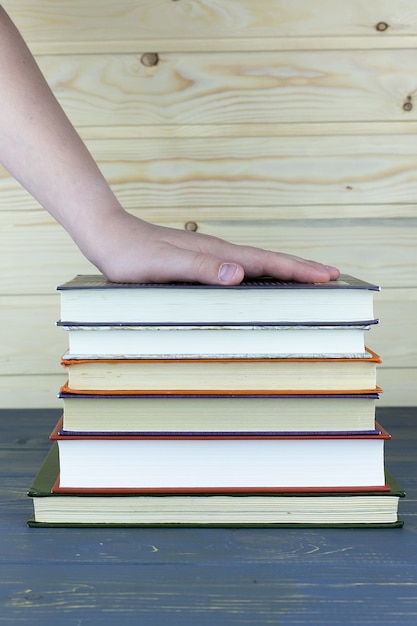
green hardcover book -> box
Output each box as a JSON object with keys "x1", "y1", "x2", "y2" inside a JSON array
[{"x1": 27, "y1": 443, "x2": 405, "y2": 528}]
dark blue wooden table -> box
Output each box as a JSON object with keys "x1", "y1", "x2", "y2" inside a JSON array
[{"x1": 0, "y1": 407, "x2": 416, "y2": 625}]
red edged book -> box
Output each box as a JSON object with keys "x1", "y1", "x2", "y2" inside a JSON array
[{"x1": 50, "y1": 417, "x2": 391, "y2": 493}]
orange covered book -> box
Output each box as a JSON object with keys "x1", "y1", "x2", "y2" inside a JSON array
[{"x1": 60, "y1": 349, "x2": 382, "y2": 394}]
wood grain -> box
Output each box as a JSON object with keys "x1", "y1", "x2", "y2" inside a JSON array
[
  {"x1": 31, "y1": 50, "x2": 417, "y2": 127},
  {"x1": 1, "y1": 210, "x2": 416, "y2": 292},
  {"x1": 3, "y1": 134, "x2": 417, "y2": 210},
  {"x1": 5, "y1": 0, "x2": 417, "y2": 43}
]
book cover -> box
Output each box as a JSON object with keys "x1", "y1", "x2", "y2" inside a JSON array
[
  {"x1": 27, "y1": 443, "x2": 404, "y2": 528},
  {"x1": 60, "y1": 381, "x2": 382, "y2": 396},
  {"x1": 58, "y1": 274, "x2": 379, "y2": 292},
  {"x1": 57, "y1": 273, "x2": 379, "y2": 325},
  {"x1": 49, "y1": 417, "x2": 390, "y2": 491}
]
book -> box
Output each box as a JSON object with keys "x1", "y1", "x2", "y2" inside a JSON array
[
  {"x1": 27, "y1": 443, "x2": 404, "y2": 527},
  {"x1": 57, "y1": 274, "x2": 379, "y2": 325},
  {"x1": 60, "y1": 349, "x2": 381, "y2": 393},
  {"x1": 58, "y1": 323, "x2": 375, "y2": 359},
  {"x1": 50, "y1": 417, "x2": 390, "y2": 491},
  {"x1": 58, "y1": 390, "x2": 380, "y2": 434}
]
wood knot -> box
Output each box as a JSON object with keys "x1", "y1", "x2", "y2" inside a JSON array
[
  {"x1": 140, "y1": 53, "x2": 159, "y2": 67},
  {"x1": 375, "y1": 22, "x2": 389, "y2": 32},
  {"x1": 185, "y1": 221, "x2": 198, "y2": 232},
  {"x1": 403, "y1": 95, "x2": 413, "y2": 112}
]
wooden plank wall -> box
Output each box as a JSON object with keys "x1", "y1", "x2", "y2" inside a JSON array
[{"x1": 1, "y1": 0, "x2": 416, "y2": 408}]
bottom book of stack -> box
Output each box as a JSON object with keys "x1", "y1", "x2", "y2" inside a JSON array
[{"x1": 28, "y1": 437, "x2": 405, "y2": 529}]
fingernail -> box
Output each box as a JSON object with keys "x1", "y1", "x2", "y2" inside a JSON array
[{"x1": 218, "y1": 263, "x2": 239, "y2": 282}]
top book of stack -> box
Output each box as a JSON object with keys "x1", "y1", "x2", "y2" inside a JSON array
[
  {"x1": 57, "y1": 274, "x2": 378, "y2": 325},
  {"x1": 57, "y1": 274, "x2": 379, "y2": 359}
]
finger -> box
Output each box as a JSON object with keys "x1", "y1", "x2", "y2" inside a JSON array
[
  {"x1": 243, "y1": 251, "x2": 340, "y2": 283},
  {"x1": 157, "y1": 227, "x2": 340, "y2": 283},
  {"x1": 195, "y1": 239, "x2": 340, "y2": 283},
  {"x1": 133, "y1": 244, "x2": 245, "y2": 285}
]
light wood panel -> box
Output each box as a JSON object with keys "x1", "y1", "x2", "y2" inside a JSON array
[
  {"x1": 372, "y1": 289, "x2": 417, "y2": 367},
  {"x1": 1, "y1": 210, "x2": 416, "y2": 294},
  {"x1": 3, "y1": 135, "x2": 417, "y2": 211},
  {"x1": 4, "y1": 0, "x2": 417, "y2": 44},
  {"x1": 0, "y1": 0, "x2": 415, "y2": 407},
  {"x1": 32, "y1": 49, "x2": 417, "y2": 128},
  {"x1": 374, "y1": 369, "x2": 417, "y2": 407},
  {"x1": 0, "y1": 295, "x2": 65, "y2": 376},
  {"x1": 0, "y1": 375, "x2": 65, "y2": 409}
]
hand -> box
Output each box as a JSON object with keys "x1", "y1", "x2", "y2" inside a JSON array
[{"x1": 85, "y1": 211, "x2": 340, "y2": 285}]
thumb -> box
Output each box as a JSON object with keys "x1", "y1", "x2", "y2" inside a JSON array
[
  {"x1": 217, "y1": 262, "x2": 244, "y2": 284},
  {"x1": 185, "y1": 250, "x2": 244, "y2": 285},
  {"x1": 131, "y1": 245, "x2": 245, "y2": 285}
]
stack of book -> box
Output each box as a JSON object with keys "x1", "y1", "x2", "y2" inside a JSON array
[{"x1": 28, "y1": 274, "x2": 405, "y2": 527}]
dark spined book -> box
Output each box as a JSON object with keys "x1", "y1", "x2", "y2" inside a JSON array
[{"x1": 57, "y1": 273, "x2": 379, "y2": 325}]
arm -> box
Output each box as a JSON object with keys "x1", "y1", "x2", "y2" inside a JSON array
[{"x1": 0, "y1": 7, "x2": 339, "y2": 285}]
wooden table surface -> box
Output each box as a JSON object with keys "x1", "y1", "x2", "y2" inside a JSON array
[{"x1": 0, "y1": 407, "x2": 416, "y2": 625}]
